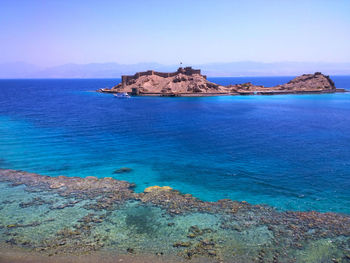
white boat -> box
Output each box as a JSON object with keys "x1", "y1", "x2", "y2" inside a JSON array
[{"x1": 114, "y1": 92, "x2": 131, "y2": 98}]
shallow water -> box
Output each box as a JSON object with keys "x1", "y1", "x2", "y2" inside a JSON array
[
  {"x1": 0, "y1": 77, "x2": 350, "y2": 214},
  {"x1": 1, "y1": 177, "x2": 349, "y2": 263}
]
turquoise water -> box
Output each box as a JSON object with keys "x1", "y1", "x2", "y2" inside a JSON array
[
  {"x1": 4, "y1": 179, "x2": 344, "y2": 263},
  {"x1": 0, "y1": 77, "x2": 350, "y2": 213}
]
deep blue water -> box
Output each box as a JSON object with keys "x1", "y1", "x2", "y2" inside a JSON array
[{"x1": 0, "y1": 76, "x2": 350, "y2": 213}]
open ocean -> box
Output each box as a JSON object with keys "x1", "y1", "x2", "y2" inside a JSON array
[{"x1": 1, "y1": 76, "x2": 350, "y2": 214}]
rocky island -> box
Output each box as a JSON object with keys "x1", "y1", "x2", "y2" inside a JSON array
[{"x1": 98, "y1": 67, "x2": 346, "y2": 96}]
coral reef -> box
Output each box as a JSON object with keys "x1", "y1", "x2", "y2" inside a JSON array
[{"x1": 0, "y1": 169, "x2": 350, "y2": 262}]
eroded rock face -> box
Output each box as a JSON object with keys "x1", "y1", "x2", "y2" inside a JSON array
[{"x1": 99, "y1": 69, "x2": 342, "y2": 96}]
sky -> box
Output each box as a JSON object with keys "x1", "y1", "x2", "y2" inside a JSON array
[{"x1": 1, "y1": 0, "x2": 350, "y2": 67}]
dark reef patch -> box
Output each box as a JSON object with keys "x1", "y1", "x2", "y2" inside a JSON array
[{"x1": 113, "y1": 167, "x2": 133, "y2": 174}]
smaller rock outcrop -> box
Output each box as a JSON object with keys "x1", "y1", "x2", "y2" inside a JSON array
[{"x1": 228, "y1": 72, "x2": 338, "y2": 95}]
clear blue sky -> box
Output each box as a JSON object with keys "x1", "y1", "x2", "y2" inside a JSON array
[{"x1": 1, "y1": 0, "x2": 349, "y2": 67}]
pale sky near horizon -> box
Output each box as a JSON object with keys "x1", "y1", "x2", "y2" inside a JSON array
[{"x1": 1, "y1": 0, "x2": 350, "y2": 67}]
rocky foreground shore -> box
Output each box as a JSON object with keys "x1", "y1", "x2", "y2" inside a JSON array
[
  {"x1": 0, "y1": 169, "x2": 350, "y2": 263},
  {"x1": 98, "y1": 67, "x2": 346, "y2": 96}
]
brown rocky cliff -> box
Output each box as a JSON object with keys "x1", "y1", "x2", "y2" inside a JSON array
[{"x1": 111, "y1": 72, "x2": 225, "y2": 94}]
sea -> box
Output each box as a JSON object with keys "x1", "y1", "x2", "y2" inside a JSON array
[{"x1": 1, "y1": 76, "x2": 350, "y2": 214}]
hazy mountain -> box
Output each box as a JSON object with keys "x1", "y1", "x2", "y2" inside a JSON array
[
  {"x1": 0, "y1": 62, "x2": 42, "y2": 78},
  {"x1": 198, "y1": 62, "x2": 350, "y2": 77},
  {"x1": 1, "y1": 61, "x2": 350, "y2": 78},
  {"x1": 31, "y1": 62, "x2": 175, "y2": 78}
]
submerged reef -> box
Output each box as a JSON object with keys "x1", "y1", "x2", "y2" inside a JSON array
[{"x1": 0, "y1": 169, "x2": 350, "y2": 262}]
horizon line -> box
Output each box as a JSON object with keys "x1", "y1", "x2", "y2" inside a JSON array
[
  {"x1": 2, "y1": 73, "x2": 350, "y2": 80},
  {"x1": 2, "y1": 60, "x2": 350, "y2": 68}
]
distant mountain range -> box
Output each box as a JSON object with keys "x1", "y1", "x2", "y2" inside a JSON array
[{"x1": 1, "y1": 61, "x2": 350, "y2": 78}]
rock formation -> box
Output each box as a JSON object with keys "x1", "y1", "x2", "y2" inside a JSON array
[
  {"x1": 228, "y1": 72, "x2": 338, "y2": 95},
  {"x1": 98, "y1": 68, "x2": 344, "y2": 96},
  {"x1": 100, "y1": 67, "x2": 225, "y2": 96}
]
